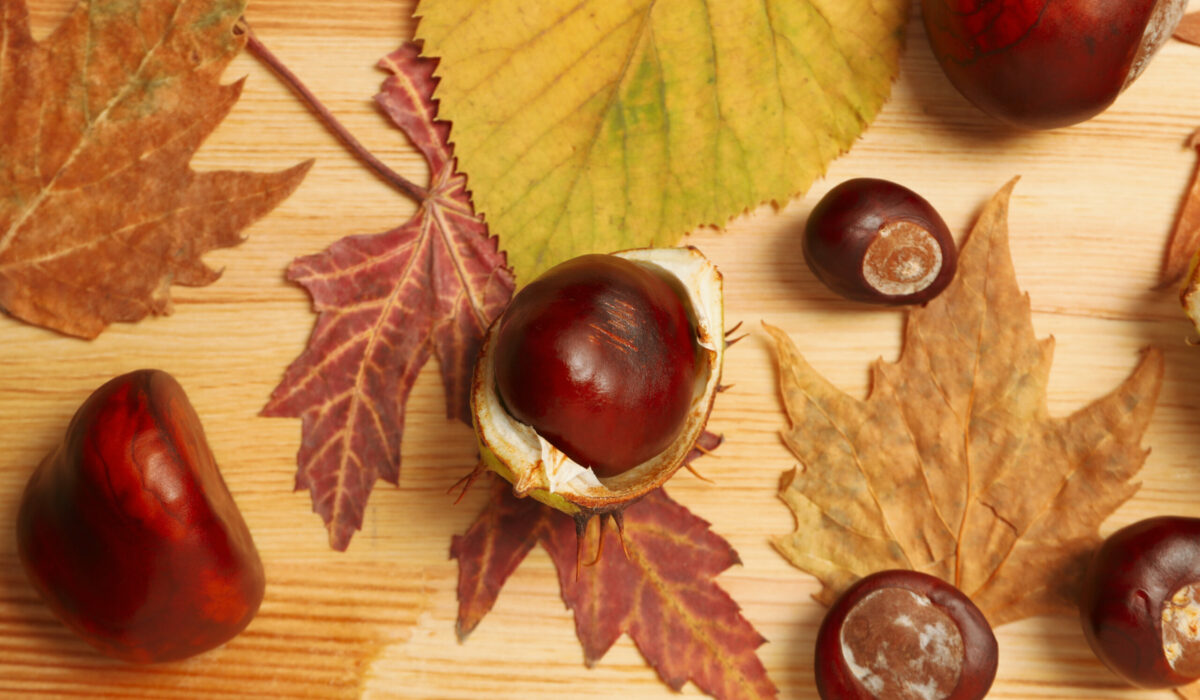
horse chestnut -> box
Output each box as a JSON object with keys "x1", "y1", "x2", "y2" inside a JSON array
[
  {"x1": 803, "y1": 178, "x2": 957, "y2": 306},
  {"x1": 1079, "y1": 516, "x2": 1200, "y2": 688},
  {"x1": 922, "y1": 0, "x2": 1187, "y2": 129},
  {"x1": 815, "y1": 570, "x2": 998, "y2": 700},
  {"x1": 492, "y1": 254, "x2": 699, "y2": 478},
  {"x1": 472, "y1": 247, "x2": 724, "y2": 515},
  {"x1": 16, "y1": 370, "x2": 264, "y2": 663}
]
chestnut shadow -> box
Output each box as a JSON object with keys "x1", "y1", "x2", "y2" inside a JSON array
[
  {"x1": 900, "y1": 3, "x2": 1031, "y2": 151},
  {"x1": 765, "y1": 205, "x2": 911, "y2": 329}
]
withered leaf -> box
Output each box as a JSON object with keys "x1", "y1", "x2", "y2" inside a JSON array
[
  {"x1": 453, "y1": 434, "x2": 776, "y2": 700},
  {"x1": 1160, "y1": 129, "x2": 1200, "y2": 289},
  {"x1": 768, "y1": 179, "x2": 1164, "y2": 626},
  {"x1": 263, "y1": 44, "x2": 514, "y2": 551},
  {"x1": 452, "y1": 472, "x2": 545, "y2": 640},
  {"x1": 1175, "y1": 11, "x2": 1200, "y2": 46},
  {"x1": 0, "y1": 0, "x2": 310, "y2": 338}
]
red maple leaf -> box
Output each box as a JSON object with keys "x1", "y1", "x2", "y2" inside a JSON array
[
  {"x1": 262, "y1": 43, "x2": 514, "y2": 550},
  {"x1": 452, "y1": 433, "x2": 778, "y2": 700}
]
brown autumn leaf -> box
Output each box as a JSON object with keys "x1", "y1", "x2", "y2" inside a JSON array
[
  {"x1": 1176, "y1": 11, "x2": 1200, "y2": 45},
  {"x1": 452, "y1": 433, "x2": 776, "y2": 700},
  {"x1": 1160, "y1": 129, "x2": 1200, "y2": 289},
  {"x1": 1170, "y1": 15, "x2": 1200, "y2": 291},
  {"x1": 262, "y1": 43, "x2": 514, "y2": 551},
  {"x1": 768, "y1": 178, "x2": 1164, "y2": 626},
  {"x1": 0, "y1": 0, "x2": 311, "y2": 338}
]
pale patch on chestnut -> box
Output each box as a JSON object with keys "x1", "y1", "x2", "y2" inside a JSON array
[
  {"x1": 861, "y1": 221, "x2": 944, "y2": 297},
  {"x1": 815, "y1": 570, "x2": 997, "y2": 700},
  {"x1": 839, "y1": 588, "x2": 964, "y2": 700},
  {"x1": 1162, "y1": 584, "x2": 1200, "y2": 676},
  {"x1": 1128, "y1": 0, "x2": 1188, "y2": 87}
]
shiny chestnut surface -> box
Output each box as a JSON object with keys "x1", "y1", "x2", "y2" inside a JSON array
[
  {"x1": 16, "y1": 370, "x2": 264, "y2": 663},
  {"x1": 1080, "y1": 516, "x2": 1200, "y2": 688},
  {"x1": 803, "y1": 178, "x2": 956, "y2": 306},
  {"x1": 815, "y1": 570, "x2": 997, "y2": 700},
  {"x1": 922, "y1": 0, "x2": 1183, "y2": 129},
  {"x1": 493, "y1": 254, "x2": 699, "y2": 478}
]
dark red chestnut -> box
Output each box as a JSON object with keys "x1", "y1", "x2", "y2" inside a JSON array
[
  {"x1": 493, "y1": 254, "x2": 700, "y2": 478},
  {"x1": 16, "y1": 370, "x2": 265, "y2": 663},
  {"x1": 815, "y1": 570, "x2": 998, "y2": 700},
  {"x1": 922, "y1": 0, "x2": 1186, "y2": 130},
  {"x1": 1079, "y1": 516, "x2": 1200, "y2": 688},
  {"x1": 803, "y1": 178, "x2": 957, "y2": 306}
]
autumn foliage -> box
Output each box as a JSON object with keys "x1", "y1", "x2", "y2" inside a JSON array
[
  {"x1": 263, "y1": 44, "x2": 514, "y2": 550},
  {"x1": 770, "y1": 180, "x2": 1164, "y2": 626},
  {"x1": 0, "y1": 0, "x2": 309, "y2": 337},
  {"x1": 453, "y1": 440, "x2": 777, "y2": 700}
]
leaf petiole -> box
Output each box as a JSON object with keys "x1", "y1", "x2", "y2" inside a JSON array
[{"x1": 235, "y1": 18, "x2": 428, "y2": 202}]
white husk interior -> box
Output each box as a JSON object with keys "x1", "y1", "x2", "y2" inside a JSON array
[
  {"x1": 1126, "y1": 0, "x2": 1187, "y2": 88},
  {"x1": 473, "y1": 247, "x2": 723, "y2": 500}
]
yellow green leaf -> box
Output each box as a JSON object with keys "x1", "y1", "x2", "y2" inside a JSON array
[{"x1": 415, "y1": 0, "x2": 910, "y2": 281}]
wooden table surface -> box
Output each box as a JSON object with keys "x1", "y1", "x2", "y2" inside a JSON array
[{"x1": 6, "y1": 0, "x2": 1200, "y2": 697}]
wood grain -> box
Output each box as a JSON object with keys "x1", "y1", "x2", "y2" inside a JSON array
[{"x1": 4, "y1": 0, "x2": 1200, "y2": 697}]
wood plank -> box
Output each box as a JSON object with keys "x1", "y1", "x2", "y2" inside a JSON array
[{"x1": 4, "y1": 0, "x2": 1200, "y2": 697}]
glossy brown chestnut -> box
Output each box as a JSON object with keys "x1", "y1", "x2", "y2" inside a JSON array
[
  {"x1": 815, "y1": 570, "x2": 998, "y2": 700},
  {"x1": 803, "y1": 178, "x2": 957, "y2": 306},
  {"x1": 493, "y1": 254, "x2": 700, "y2": 478},
  {"x1": 16, "y1": 370, "x2": 264, "y2": 663},
  {"x1": 922, "y1": 0, "x2": 1186, "y2": 130},
  {"x1": 1080, "y1": 516, "x2": 1200, "y2": 688}
]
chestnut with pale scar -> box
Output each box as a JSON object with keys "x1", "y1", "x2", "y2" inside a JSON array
[
  {"x1": 1080, "y1": 516, "x2": 1200, "y2": 689},
  {"x1": 815, "y1": 570, "x2": 997, "y2": 700},
  {"x1": 803, "y1": 178, "x2": 956, "y2": 306},
  {"x1": 922, "y1": 0, "x2": 1186, "y2": 129}
]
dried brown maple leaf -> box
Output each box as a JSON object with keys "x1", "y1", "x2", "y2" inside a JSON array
[
  {"x1": 261, "y1": 43, "x2": 514, "y2": 551},
  {"x1": 1167, "y1": 15, "x2": 1200, "y2": 290},
  {"x1": 1160, "y1": 129, "x2": 1200, "y2": 289},
  {"x1": 0, "y1": 0, "x2": 310, "y2": 338},
  {"x1": 452, "y1": 433, "x2": 776, "y2": 700},
  {"x1": 768, "y1": 178, "x2": 1164, "y2": 626},
  {"x1": 1176, "y1": 11, "x2": 1200, "y2": 45}
]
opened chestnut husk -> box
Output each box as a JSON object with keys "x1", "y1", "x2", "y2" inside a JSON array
[{"x1": 471, "y1": 247, "x2": 724, "y2": 518}]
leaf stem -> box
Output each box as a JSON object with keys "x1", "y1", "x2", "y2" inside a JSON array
[{"x1": 235, "y1": 18, "x2": 428, "y2": 202}]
